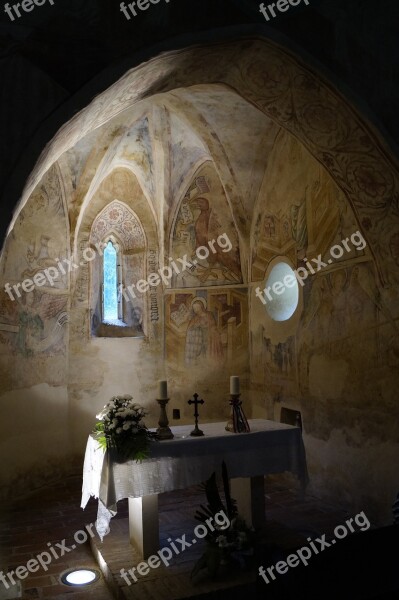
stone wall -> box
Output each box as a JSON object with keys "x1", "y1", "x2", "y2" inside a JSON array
[{"x1": 0, "y1": 40, "x2": 398, "y2": 525}]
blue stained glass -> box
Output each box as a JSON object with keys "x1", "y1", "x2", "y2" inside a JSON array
[{"x1": 103, "y1": 241, "x2": 118, "y2": 321}]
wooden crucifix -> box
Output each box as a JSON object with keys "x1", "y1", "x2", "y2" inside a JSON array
[{"x1": 187, "y1": 393, "x2": 205, "y2": 437}]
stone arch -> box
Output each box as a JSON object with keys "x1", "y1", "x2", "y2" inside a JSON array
[
  {"x1": 90, "y1": 200, "x2": 146, "y2": 252},
  {"x1": 72, "y1": 167, "x2": 159, "y2": 339},
  {"x1": 75, "y1": 167, "x2": 157, "y2": 257}
]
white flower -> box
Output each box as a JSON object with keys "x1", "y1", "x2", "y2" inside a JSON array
[
  {"x1": 96, "y1": 406, "x2": 109, "y2": 420},
  {"x1": 95, "y1": 396, "x2": 148, "y2": 441}
]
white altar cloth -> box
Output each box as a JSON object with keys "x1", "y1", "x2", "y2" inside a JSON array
[{"x1": 81, "y1": 419, "x2": 308, "y2": 540}]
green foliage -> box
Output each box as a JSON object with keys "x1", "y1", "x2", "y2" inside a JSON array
[
  {"x1": 191, "y1": 461, "x2": 257, "y2": 581},
  {"x1": 194, "y1": 463, "x2": 237, "y2": 525}
]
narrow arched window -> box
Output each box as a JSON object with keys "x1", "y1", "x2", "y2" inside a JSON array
[
  {"x1": 90, "y1": 199, "x2": 147, "y2": 337},
  {"x1": 103, "y1": 240, "x2": 119, "y2": 322}
]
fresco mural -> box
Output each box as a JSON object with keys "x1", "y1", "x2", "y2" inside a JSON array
[
  {"x1": 250, "y1": 129, "x2": 398, "y2": 465},
  {"x1": 0, "y1": 165, "x2": 69, "y2": 402},
  {"x1": 0, "y1": 288, "x2": 68, "y2": 366},
  {"x1": 170, "y1": 165, "x2": 242, "y2": 288},
  {"x1": 13, "y1": 291, "x2": 68, "y2": 358},
  {"x1": 90, "y1": 200, "x2": 146, "y2": 249},
  {"x1": 0, "y1": 39, "x2": 398, "y2": 521},
  {"x1": 250, "y1": 322, "x2": 298, "y2": 416},
  {"x1": 3, "y1": 165, "x2": 68, "y2": 288},
  {"x1": 298, "y1": 261, "x2": 399, "y2": 393},
  {"x1": 165, "y1": 288, "x2": 247, "y2": 373},
  {"x1": 250, "y1": 134, "x2": 375, "y2": 282},
  {"x1": 0, "y1": 289, "x2": 22, "y2": 357},
  {"x1": 0, "y1": 165, "x2": 69, "y2": 361}
]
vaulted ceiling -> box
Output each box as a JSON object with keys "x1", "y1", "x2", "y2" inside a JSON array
[
  {"x1": 57, "y1": 87, "x2": 278, "y2": 231},
  {"x1": 1, "y1": 0, "x2": 398, "y2": 247}
]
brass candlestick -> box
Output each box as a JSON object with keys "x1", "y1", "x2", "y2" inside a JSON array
[
  {"x1": 226, "y1": 393, "x2": 250, "y2": 433},
  {"x1": 156, "y1": 398, "x2": 174, "y2": 440}
]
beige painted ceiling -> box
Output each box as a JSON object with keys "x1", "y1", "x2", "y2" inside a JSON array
[{"x1": 57, "y1": 85, "x2": 281, "y2": 237}]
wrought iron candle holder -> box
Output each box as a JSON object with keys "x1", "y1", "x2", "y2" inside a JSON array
[{"x1": 225, "y1": 393, "x2": 250, "y2": 433}]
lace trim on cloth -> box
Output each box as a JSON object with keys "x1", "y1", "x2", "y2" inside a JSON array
[{"x1": 96, "y1": 499, "x2": 117, "y2": 541}]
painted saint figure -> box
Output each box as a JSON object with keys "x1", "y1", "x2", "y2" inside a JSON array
[{"x1": 185, "y1": 298, "x2": 223, "y2": 365}]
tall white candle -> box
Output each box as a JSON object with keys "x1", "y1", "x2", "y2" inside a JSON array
[
  {"x1": 230, "y1": 376, "x2": 240, "y2": 395},
  {"x1": 158, "y1": 380, "x2": 168, "y2": 399}
]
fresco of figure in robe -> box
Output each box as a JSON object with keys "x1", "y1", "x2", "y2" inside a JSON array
[
  {"x1": 171, "y1": 170, "x2": 242, "y2": 288},
  {"x1": 185, "y1": 297, "x2": 224, "y2": 366}
]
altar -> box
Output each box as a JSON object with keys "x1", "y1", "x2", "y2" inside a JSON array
[{"x1": 81, "y1": 419, "x2": 308, "y2": 558}]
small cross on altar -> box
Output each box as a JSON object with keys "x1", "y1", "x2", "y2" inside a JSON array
[{"x1": 187, "y1": 393, "x2": 205, "y2": 437}]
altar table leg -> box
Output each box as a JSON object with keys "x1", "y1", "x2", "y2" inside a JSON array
[
  {"x1": 230, "y1": 476, "x2": 266, "y2": 529},
  {"x1": 128, "y1": 495, "x2": 159, "y2": 559}
]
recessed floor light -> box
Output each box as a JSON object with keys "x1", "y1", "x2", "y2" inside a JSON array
[{"x1": 61, "y1": 568, "x2": 100, "y2": 586}]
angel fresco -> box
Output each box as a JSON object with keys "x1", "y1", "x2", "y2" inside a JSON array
[
  {"x1": 15, "y1": 291, "x2": 68, "y2": 357},
  {"x1": 190, "y1": 197, "x2": 241, "y2": 280},
  {"x1": 171, "y1": 187, "x2": 242, "y2": 288}
]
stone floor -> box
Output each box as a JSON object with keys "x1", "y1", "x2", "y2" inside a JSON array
[
  {"x1": 0, "y1": 473, "x2": 397, "y2": 600},
  {"x1": 92, "y1": 473, "x2": 350, "y2": 600}
]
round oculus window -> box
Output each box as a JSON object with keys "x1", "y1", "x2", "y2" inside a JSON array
[{"x1": 263, "y1": 262, "x2": 299, "y2": 321}]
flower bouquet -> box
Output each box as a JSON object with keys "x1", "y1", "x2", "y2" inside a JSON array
[{"x1": 93, "y1": 395, "x2": 157, "y2": 463}]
